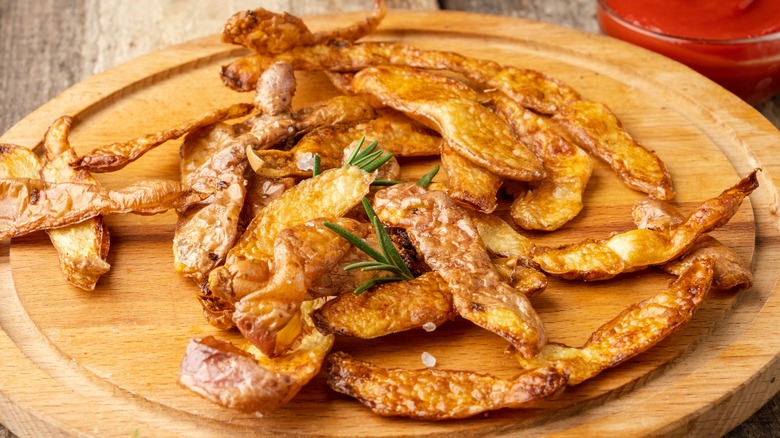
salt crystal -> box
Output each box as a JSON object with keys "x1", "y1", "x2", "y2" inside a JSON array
[
  {"x1": 422, "y1": 322, "x2": 437, "y2": 332},
  {"x1": 296, "y1": 152, "x2": 315, "y2": 171},
  {"x1": 421, "y1": 351, "x2": 436, "y2": 367}
]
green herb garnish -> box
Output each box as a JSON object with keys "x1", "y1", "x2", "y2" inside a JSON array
[
  {"x1": 324, "y1": 197, "x2": 414, "y2": 294},
  {"x1": 312, "y1": 154, "x2": 322, "y2": 177},
  {"x1": 416, "y1": 164, "x2": 439, "y2": 188},
  {"x1": 345, "y1": 137, "x2": 394, "y2": 172}
]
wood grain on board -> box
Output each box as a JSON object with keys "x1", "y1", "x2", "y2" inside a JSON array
[{"x1": 1, "y1": 2, "x2": 779, "y2": 437}]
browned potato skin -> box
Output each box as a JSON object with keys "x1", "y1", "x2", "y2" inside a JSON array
[
  {"x1": 632, "y1": 198, "x2": 753, "y2": 290},
  {"x1": 516, "y1": 257, "x2": 714, "y2": 385},
  {"x1": 552, "y1": 100, "x2": 675, "y2": 200},
  {"x1": 469, "y1": 211, "x2": 536, "y2": 261},
  {"x1": 0, "y1": 144, "x2": 42, "y2": 177},
  {"x1": 440, "y1": 142, "x2": 502, "y2": 214},
  {"x1": 220, "y1": 41, "x2": 579, "y2": 115},
  {"x1": 490, "y1": 92, "x2": 593, "y2": 231},
  {"x1": 326, "y1": 351, "x2": 567, "y2": 420},
  {"x1": 174, "y1": 124, "x2": 248, "y2": 283},
  {"x1": 1, "y1": 142, "x2": 111, "y2": 290},
  {"x1": 351, "y1": 65, "x2": 546, "y2": 182},
  {"x1": 243, "y1": 94, "x2": 378, "y2": 173},
  {"x1": 0, "y1": 178, "x2": 208, "y2": 240},
  {"x1": 72, "y1": 103, "x2": 254, "y2": 173},
  {"x1": 233, "y1": 218, "x2": 369, "y2": 356},
  {"x1": 373, "y1": 183, "x2": 547, "y2": 359},
  {"x1": 533, "y1": 170, "x2": 759, "y2": 281},
  {"x1": 40, "y1": 117, "x2": 111, "y2": 290},
  {"x1": 179, "y1": 300, "x2": 333, "y2": 415},
  {"x1": 492, "y1": 257, "x2": 548, "y2": 298},
  {"x1": 221, "y1": 0, "x2": 386, "y2": 56},
  {"x1": 251, "y1": 111, "x2": 441, "y2": 179},
  {"x1": 312, "y1": 271, "x2": 455, "y2": 338},
  {"x1": 207, "y1": 165, "x2": 375, "y2": 307}
]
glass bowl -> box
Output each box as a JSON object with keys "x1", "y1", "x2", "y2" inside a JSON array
[{"x1": 596, "y1": 0, "x2": 780, "y2": 105}]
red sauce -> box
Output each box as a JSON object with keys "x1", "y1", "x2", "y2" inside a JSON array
[
  {"x1": 605, "y1": 0, "x2": 780, "y2": 40},
  {"x1": 597, "y1": 0, "x2": 780, "y2": 104}
]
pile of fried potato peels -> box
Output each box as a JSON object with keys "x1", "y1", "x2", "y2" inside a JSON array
[{"x1": 0, "y1": 0, "x2": 760, "y2": 420}]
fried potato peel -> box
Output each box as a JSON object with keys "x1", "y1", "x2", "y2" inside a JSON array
[
  {"x1": 373, "y1": 183, "x2": 547, "y2": 358},
  {"x1": 351, "y1": 65, "x2": 546, "y2": 182},
  {"x1": 440, "y1": 142, "x2": 502, "y2": 213},
  {"x1": 233, "y1": 218, "x2": 369, "y2": 356},
  {"x1": 179, "y1": 300, "x2": 334, "y2": 415},
  {"x1": 312, "y1": 271, "x2": 455, "y2": 338},
  {"x1": 516, "y1": 256, "x2": 714, "y2": 385},
  {"x1": 552, "y1": 100, "x2": 675, "y2": 200},
  {"x1": 326, "y1": 351, "x2": 567, "y2": 420},
  {"x1": 490, "y1": 92, "x2": 593, "y2": 231},
  {"x1": 250, "y1": 112, "x2": 441, "y2": 179},
  {"x1": 533, "y1": 170, "x2": 759, "y2": 281},
  {"x1": 632, "y1": 198, "x2": 753, "y2": 290},
  {"x1": 0, "y1": 178, "x2": 208, "y2": 240},
  {"x1": 243, "y1": 94, "x2": 378, "y2": 172},
  {"x1": 221, "y1": 41, "x2": 580, "y2": 114},
  {"x1": 221, "y1": 0, "x2": 386, "y2": 56},
  {"x1": 40, "y1": 117, "x2": 111, "y2": 290},
  {"x1": 207, "y1": 165, "x2": 375, "y2": 307},
  {"x1": 72, "y1": 103, "x2": 254, "y2": 173},
  {"x1": 173, "y1": 123, "x2": 247, "y2": 283},
  {"x1": 1, "y1": 141, "x2": 110, "y2": 290}
]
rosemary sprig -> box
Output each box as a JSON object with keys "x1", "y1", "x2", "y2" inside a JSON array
[
  {"x1": 312, "y1": 154, "x2": 322, "y2": 177},
  {"x1": 345, "y1": 137, "x2": 394, "y2": 172},
  {"x1": 323, "y1": 197, "x2": 414, "y2": 294},
  {"x1": 416, "y1": 164, "x2": 439, "y2": 188}
]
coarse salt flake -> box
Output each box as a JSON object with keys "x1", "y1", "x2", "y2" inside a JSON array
[
  {"x1": 421, "y1": 351, "x2": 436, "y2": 367},
  {"x1": 296, "y1": 152, "x2": 315, "y2": 171},
  {"x1": 422, "y1": 322, "x2": 437, "y2": 332}
]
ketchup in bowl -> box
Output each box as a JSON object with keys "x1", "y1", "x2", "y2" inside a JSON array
[{"x1": 597, "y1": 0, "x2": 780, "y2": 104}]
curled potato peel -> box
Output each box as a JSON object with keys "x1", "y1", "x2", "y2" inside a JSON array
[
  {"x1": 179, "y1": 300, "x2": 334, "y2": 415},
  {"x1": 632, "y1": 198, "x2": 753, "y2": 290},
  {"x1": 0, "y1": 177, "x2": 208, "y2": 240},
  {"x1": 516, "y1": 256, "x2": 714, "y2": 385},
  {"x1": 326, "y1": 351, "x2": 568, "y2": 420},
  {"x1": 207, "y1": 165, "x2": 375, "y2": 306},
  {"x1": 351, "y1": 65, "x2": 546, "y2": 182},
  {"x1": 533, "y1": 170, "x2": 759, "y2": 281},
  {"x1": 373, "y1": 182, "x2": 547, "y2": 358}
]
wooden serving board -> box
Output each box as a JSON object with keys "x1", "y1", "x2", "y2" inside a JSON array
[{"x1": 1, "y1": 10, "x2": 779, "y2": 437}]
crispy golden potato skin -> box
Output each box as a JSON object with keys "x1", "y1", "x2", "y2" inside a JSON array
[
  {"x1": 221, "y1": 0, "x2": 386, "y2": 56},
  {"x1": 251, "y1": 112, "x2": 441, "y2": 179},
  {"x1": 326, "y1": 351, "x2": 567, "y2": 420},
  {"x1": 440, "y1": 142, "x2": 502, "y2": 213},
  {"x1": 373, "y1": 183, "x2": 547, "y2": 358},
  {"x1": 516, "y1": 256, "x2": 714, "y2": 385},
  {"x1": 220, "y1": 41, "x2": 579, "y2": 114},
  {"x1": 179, "y1": 300, "x2": 334, "y2": 415},
  {"x1": 233, "y1": 218, "x2": 368, "y2": 356},
  {"x1": 72, "y1": 103, "x2": 254, "y2": 173},
  {"x1": 0, "y1": 177, "x2": 206, "y2": 240},
  {"x1": 312, "y1": 271, "x2": 455, "y2": 338},
  {"x1": 2, "y1": 119, "x2": 112, "y2": 290},
  {"x1": 533, "y1": 170, "x2": 759, "y2": 281},
  {"x1": 552, "y1": 100, "x2": 675, "y2": 200},
  {"x1": 490, "y1": 92, "x2": 593, "y2": 231},
  {"x1": 207, "y1": 165, "x2": 375, "y2": 306},
  {"x1": 632, "y1": 198, "x2": 753, "y2": 290},
  {"x1": 351, "y1": 65, "x2": 545, "y2": 182}
]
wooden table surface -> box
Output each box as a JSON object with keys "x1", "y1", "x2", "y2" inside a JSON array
[{"x1": 1, "y1": 1, "x2": 778, "y2": 437}]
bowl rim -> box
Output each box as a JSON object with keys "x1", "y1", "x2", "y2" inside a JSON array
[{"x1": 596, "y1": 0, "x2": 780, "y2": 45}]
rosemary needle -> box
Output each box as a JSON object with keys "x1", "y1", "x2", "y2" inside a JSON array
[{"x1": 323, "y1": 197, "x2": 414, "y2": 294}]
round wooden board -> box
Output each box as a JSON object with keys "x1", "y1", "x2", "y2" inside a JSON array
[{"x1": 1, "y1": 10, "x2": 779, "y2": 437}]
